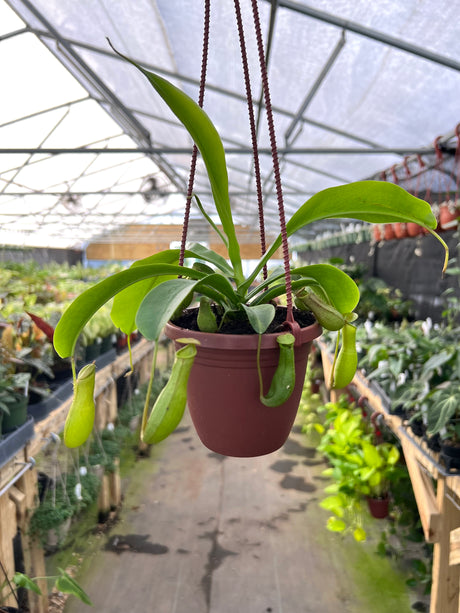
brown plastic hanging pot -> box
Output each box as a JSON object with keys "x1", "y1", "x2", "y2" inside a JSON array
[{"x1": 165, "y1": 319, "x2": 321, "y2": 457}]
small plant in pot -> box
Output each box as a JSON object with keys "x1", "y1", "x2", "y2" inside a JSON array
[
  {"x1": 425, "y1": 381, "x2": 460, "y2": 471},
  {"x1": 0, "y1": 358, "x2": 30, "y2": 435},
  {"x1": 53, "y1": 44, "x2": 447, "y2": 457},
  {"x1": 359, "y1": 440, "x2": 402, "y2": 519},
  {"x1": 0, "y1": 569, "x2": 91, "y2": 611}
]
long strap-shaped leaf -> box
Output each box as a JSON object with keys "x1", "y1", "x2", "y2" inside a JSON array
[
  {"x1": 136, "y1": 274, "x2": 240, "y2": 340},
  {"x1": 241, "y1": 181, "x2": 447, "y2": 293},
  {"x1": 250, "y1": 263, "x2": 359, "y2": 314},
  {"x1": 111, "y1": 245, "x2": 235, "y2": 336},
  {"x1": 108, "y1": 40, "x2": 244, "y2": 285},
  {"x1": 54, "y1": 264, "x2": 206, "y2": 358}
]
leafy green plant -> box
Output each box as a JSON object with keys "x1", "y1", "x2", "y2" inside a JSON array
[
  {"x1": 0, "y1": 568, "x2": 92, "y2": 607},
  {"x1": 28, "y1": 497, "x2": 74, "y2": 547},
  {"x1": 52, "y1": 43, "x2": 447, "y2": 448},
  {"x1": 0, "y1": 354, "x2": 30, "y2": 419},
  {"x1": 355, "y1": 314, "x2": 460, "y2": 444},
  {"x1": 29, "y1": 472, "x2": 100, "y2": 547},
  {"x1": 315, "y1": 398, "x2": 402, "y2": 541}
]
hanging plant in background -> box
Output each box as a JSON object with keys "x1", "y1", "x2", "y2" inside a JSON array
[{"x1": 53, "y1": 0, "x2": 448, "y2": 457}]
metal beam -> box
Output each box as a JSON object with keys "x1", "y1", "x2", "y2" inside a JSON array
[
  {"x1": 0, "y1": 189, "x2": 314, "y2": 199},
  {"x1": 271, "y1": 0, "x2": 460, "y2": 72},
  {"x1": 0, "y1": 97, "x2": 90, "y2": 130},
  {"x1": 12, "y1": 0, "x2": 187, "y2": 195},
  {"x1": 0, "y1": 26, "x2": 29, "y2": 42},
  {"x1": 16, "y1": 0, "x2": 150, "y2": 143},
  {"x1": 0, "y1": 147, "x2": 435, "y2": 155},
  {"x1": 22, "y1": 27, "x2": 387, "y2": 151}
]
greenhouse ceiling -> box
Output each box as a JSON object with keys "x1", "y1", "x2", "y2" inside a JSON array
[{"x1": 1, "y1": 0, "x2": 460, "y2": 251}]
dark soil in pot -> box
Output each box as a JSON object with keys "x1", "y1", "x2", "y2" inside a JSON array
[{"x1": 172, "y1": 305, "x2": 315, "y2": 334}]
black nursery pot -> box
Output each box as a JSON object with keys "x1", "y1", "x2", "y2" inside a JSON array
[
  {"x1": 390, "y1": 404, "x2": 407, "y2": 419},
  {"x1": 440, "y1": 442, "x2": 460, "y2": 472},
  {"x1": 424, "y1": 433, "x2": 441, "y2": 453},
  {"x1": 2, "y1": 395, "x2": 28, "y2": 434},
  {"x1": 408, "y1": 417, "x2": 426, "y2": 438}
]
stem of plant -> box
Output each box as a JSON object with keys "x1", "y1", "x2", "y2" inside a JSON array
[{"x1": 427, "y1": 228, "x2": 449, "y2": 276}]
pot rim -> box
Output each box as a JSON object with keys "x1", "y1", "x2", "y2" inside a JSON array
[{"x1": 165, "y1": 319, "x2": 322, "y2": 351}]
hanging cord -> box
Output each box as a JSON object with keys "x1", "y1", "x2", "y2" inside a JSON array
[
  {"x1": 413, "y1": 154, "x2": 425, "y2": 199},
  {"x1": 424, "y1": 136, "x2": 443, "y2": 207},
  {"x1": 450, "y1": 124, "x2": 460, "y2": 204},
  {"x1": 250, "y1": 0, "x2": 294, "y2": 324},
  {"x1": 233, "y1": 0, "x2": 268, "y2": 281},
  {"x1": 179, "y1": 0, "x2": 211, "y2": 267},
  {"x1": 402, "y1": 155, "x2": 411, "y2": 185}
]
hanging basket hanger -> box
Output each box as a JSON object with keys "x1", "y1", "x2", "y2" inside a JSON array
[{"x1": 178, "y1": 0, "x2": 298, "y2": 336}]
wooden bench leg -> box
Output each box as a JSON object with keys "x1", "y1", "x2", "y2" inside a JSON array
[{"x1": 430, "y1": 477, "x2": 460, "y2": 613}]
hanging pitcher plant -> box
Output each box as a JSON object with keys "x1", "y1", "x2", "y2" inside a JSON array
[{"x1": 53, "y1": 0, "x2": 448, "y2": 454}]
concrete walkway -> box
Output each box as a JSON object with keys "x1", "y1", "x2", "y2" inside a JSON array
[{"x1": 65, "y1": 412, "x2": 414, "y2": 613}]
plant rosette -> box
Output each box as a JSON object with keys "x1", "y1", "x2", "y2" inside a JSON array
[{"x1": 52, "y1": 42, "x2": 448, "y2": 457}]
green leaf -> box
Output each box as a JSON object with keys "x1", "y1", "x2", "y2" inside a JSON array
[
  {"x1": 13, "y1": 572, "x2": 42, "y2": 595},
  {"x1": 111, "y1": 250, "x2": 181, "y2": 335},
  {"x1": 421, "y1": 349, "x2": 454, "y2": 378},
  {"x1": 326, "y1": 517, "x2": 347, "y2": 532},
  {"x1": 251, "y1": 263, "x2": 360, "y2": 315},
  {"x1": 353, "y1": 527, "x2": 366, "y2": 542},
  {"x1": 55, "y1": 568, "x2": 92, "y2": 605},
  {"x1": 196, "y1": 273, "x2": 239, "y2": 306},
  {"x1": 53, "y1": 263, "x2": 205, "y2": 357},
  {"x1": 369, "y1": 471, "x2": 382, "y2": 489},
  {"x1": 324, "y1": 483, "x2": 340, "y2": 494},
  {"x1": 320, "y1": 495, "x2": 345, "y2": 517},
  {"x1": 242, "y1": 304, "x2": 276, "y2": 334},
  {"x1": 411, "y1": 559, "x2": 427, "y2": 574},
  {"x1": 427, "y1": 392, "x2": 458, "y2": 435},
  {"x1": 246, "y1": 181, "x2": 441, "y2": 288},
  {"x1": 359, "y1": 467, "x2": 376, "y2": 482},
  {"x1": 186, "y1": 242, "x2": 234, "y2": 277},
  {"x1": 136, "y1": 278, "x2": 199, "y2": 340},
  {"x1": 286, "y1": 181, "x2": 436, "y2": 233},
  {"x1": 108, "y1": 41, "x2": 243, "y2": 284},
  {"x1": 387, "y1": 445, "x2": 400, "y2": 465},
  {"x1": 193, "y1": 195, "x2": 229, "y2": 248},
  {"x1": 361, "y1": 441, "x2": 384, "y2": 469}
]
